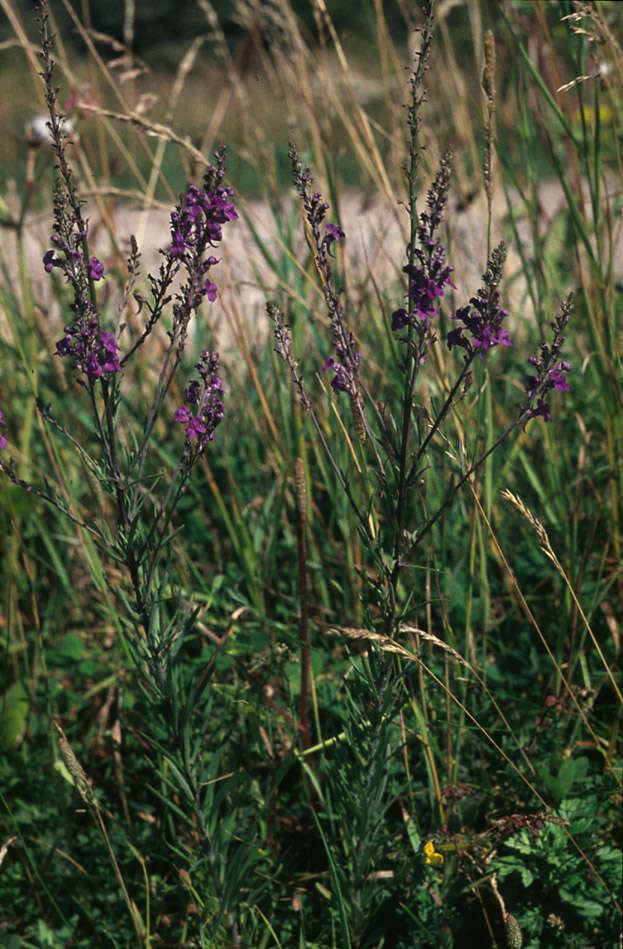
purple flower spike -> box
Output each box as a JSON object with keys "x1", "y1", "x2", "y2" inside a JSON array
[
  {"x1": 447, "y1": 244, "x2": 510, "y2": 358},
  {"x1": 158, "y1": 150, "x2": 237, "y2": 348},
  {"x1": 521, "y1": 298, "x2": 573, "y2": 427},
  {"x1": 392, "y1": 153, "x2": 455, "y2": 339},
  {"x1": 288, "y1": 144, "x2": 360, "y2": 398},
  {"x1": 0, "y1": 410, "x2": 7, "y2": 451},
  {"x1": 175, "y1": 350, "x2": 224, "y2": 454}
]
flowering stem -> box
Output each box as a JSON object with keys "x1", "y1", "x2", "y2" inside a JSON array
[
  {"x1": 403, "y1": 410, "x2": 530, "y2": 566},
  {"x1": 412, "y1": 353, "x2": 476, "y2": 474},
  {"x1": 390, "y1": 3, "x2": 438, "y2": 633},
  {"x1": 269, "y1": 302, "x2": 374, "y2": 546},
  {"x1": 119, "y1": 256, "x2": 177, "y2": 368}
]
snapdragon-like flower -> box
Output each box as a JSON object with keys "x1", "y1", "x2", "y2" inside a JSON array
[
  {"x1": 446, "y1": 243, "x2": 510, "y2": 356},
  {"x1": 322, "y1": 355, "x2": 350, "y2": 394},
  {"x1": 521, "y1": 298, "x2": 573, "y2": 425},
  {"x1": 88, "y1": 256, "x2": 104, "y2": 281},
  {"x1": 0, "y1": 410, "x2": 7, "y2": 451},
  {"x1": 392, "y1": 154, "x2": 456, "y2": 334},
  {"x1": 174, "y1": 350, "x2": 224, "y2": 453},
  {"x1": 324, "y1": 222, "x2": 345, "y2": 257}
]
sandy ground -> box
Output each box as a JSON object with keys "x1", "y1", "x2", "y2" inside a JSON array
[{"x1": 1, "y1": 176, "x2": 619, "y2": 362}]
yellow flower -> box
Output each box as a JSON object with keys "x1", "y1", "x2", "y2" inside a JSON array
[{"x1": 424, "y1": 841, "x2": 444, "y2": 867}]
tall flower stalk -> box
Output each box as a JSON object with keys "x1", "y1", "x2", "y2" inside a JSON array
[
  {"x1": 267, "y1": 2, "x2": 573, "y2": 942},
  {"x1": 0, "y1": 3, "x2": 248, "y2": 937}
]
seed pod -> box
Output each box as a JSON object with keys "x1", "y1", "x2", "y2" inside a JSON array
[
  {"x1": 295, "y1": 457, "x2": 307, "y2": 521},
  {"x1": 505, "y1": 914, "x2": 523, "y2": 949},
  {"x1": 351, "y1": 395, "x2": 367, "y2": 444},
  {"x1": 482, "y1": 30, "x2": 496, "y2": 104},
  {"x1": 53, "y1": 720, "x2": 94, "y2": 806},
  {"x1": 481, "y1": 30, "x2": 497, "y2": 210}
]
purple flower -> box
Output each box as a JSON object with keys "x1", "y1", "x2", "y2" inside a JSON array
[
  {"x1": 85, "y1": 351, "x2": 103, "y2": 379},
  {"x1": 0, "y1": 410, "x2": 7, "y2": 451},
  {"x1": 174, "y1": 405, "x2": 192, "y2": 425},
  {"x1": 403, "y1": 261, "x2": 455, "y2": 323},
  {"x1": 98, "y1": 332, "x2": 121, "y2": 373},
  {"x1": 324, "y1": 223, "x2": 345, "y2": 257},
  {"x1": 551, "y1": 361, "x2": 571, "y2": 391},
  {"x1": 322, "y1": 356, "x2": 350, "y2": 393},
  {"x1": 88, "y1": 256, "x2": 104, "y2": 281},
  {"x1": 43, "y1": 249, "x2": 57, "y2": 272},
  {"x1": 175, "y1": 350, "x2": 224, "y2": 453},
  {"x1": 169, "y1": 229, "x2": 188, "y2": 259},
  {"x1": 391, "y1": 308, "x2": 410, "y2": 331},
  {"x1": 174, "y1": 404, "x2": 207, "y2": 441},
  {"x1": 56, "y1": 333, "x2": 73, "y2": 357},
  {"x1": 532, "y1": 398, "x2": 551, "y2": 422}
]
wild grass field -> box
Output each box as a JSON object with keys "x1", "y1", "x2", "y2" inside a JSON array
[{"x1": 0, "y1": 1, "x2": 621, "y2": 947}]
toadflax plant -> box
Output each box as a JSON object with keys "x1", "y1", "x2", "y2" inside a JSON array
[
  {"x1": 268, "y1": 1, "x2": 573, "y2": 943},
  {"x1": 0, "y1": 3, "x2": 259, "y2": 942}
]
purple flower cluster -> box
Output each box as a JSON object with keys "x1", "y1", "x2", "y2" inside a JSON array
[
  {"x1": 289, "y1": 145, "x2": 357, "y2": 397},
  {"x1": 56, "y1": 326, "x2": 121, "y2": 379},
  {"x1": 44, "y1": 248, "x2": 105, "y2": 284},
  {"x1": 42, "y1": 193, "x2": 119, "y2": 380},
  {"x1": 522, "y1": 300, "x2": 572, "y2": 424},
  {"x1": 166, "y1": 179, "x2": 237, "y2": 280},
  {"x1": 322, "y1": 335, "x2": 360, "y2": 395},
  {"x1": 446, "y1": 243, "x2": 511, "y2": 356},
  {"x1": 151, "y1": 152, "x2": 237, "y2": 362},
  {"x1": 392, "y1": 155, "x2": 456, "y2": 333},
  {"x1": 319, "y1": 220, "x2": 357, "y2": 393},
  {"x1": 174, "y1": 350, "x2": 224, "y2": 451},
  {"x1": 0, "y1": 410, "x2": 6, "y2": 451}
]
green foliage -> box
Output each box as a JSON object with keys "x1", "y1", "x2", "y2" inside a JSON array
[{"x1": 493, "y1": 793, "x2": 622, "y2": 946}]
